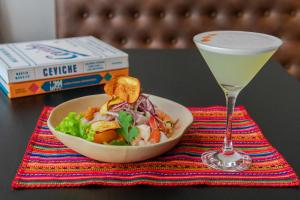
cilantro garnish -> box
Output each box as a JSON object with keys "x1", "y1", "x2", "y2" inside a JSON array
[
  {"x1": 117, "y1": 111, "x2": 139, "y2": 144},
  {"x1": 110, "y1": 140, "x2": 128, "y2": 146}
]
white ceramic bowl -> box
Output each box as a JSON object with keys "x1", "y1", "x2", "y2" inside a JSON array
[{"x1": 47, "y1": 94, "x2": 193, "y2": 163}]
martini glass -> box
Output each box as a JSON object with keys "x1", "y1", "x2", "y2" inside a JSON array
[{"x1": 193, "y1": 31, "x2": 282, "y2": 171}]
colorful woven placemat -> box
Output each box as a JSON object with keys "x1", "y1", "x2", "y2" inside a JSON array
[{"x1": 12, "y1": 106, "x2": 299, "y2": 188}]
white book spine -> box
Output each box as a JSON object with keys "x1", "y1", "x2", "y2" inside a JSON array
[{"x1": 0, "y1": 59, "x2": 9, "y2": 83}]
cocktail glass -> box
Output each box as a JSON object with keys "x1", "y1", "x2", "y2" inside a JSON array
[{"x1": 193, "y1": 31, "x2": 282, "y2": 171}]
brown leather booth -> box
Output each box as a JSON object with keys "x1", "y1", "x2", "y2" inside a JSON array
[{"x1": 56, "y1": 0, "x2": 300, "y2": 79}]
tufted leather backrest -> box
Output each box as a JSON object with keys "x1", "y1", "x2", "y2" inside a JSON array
[{"x1": 56, "y1": 0, "x2": 300, "y2": 79}]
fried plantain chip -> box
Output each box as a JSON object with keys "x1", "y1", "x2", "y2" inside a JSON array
[
  {"x1": 103, "y1": 76, "x2": 141, "y2": 103},
  {"x1": 91, "y1": 120, "x2": 120, "y2": 132},
  {"x1": 114, "y1": 76, "x2": 140, "y2": 103}
]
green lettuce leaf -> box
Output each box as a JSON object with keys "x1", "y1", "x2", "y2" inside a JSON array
[{"x1": 55, "y1": 112, "x2": 90, "y2": 139}]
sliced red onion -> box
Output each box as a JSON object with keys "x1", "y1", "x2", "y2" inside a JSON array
[
  {"x1": 135, "y1": 94, "x2": 156, "y2": 116},
  {"x1": 110, "y1": 102, "x2": 130, "y2": 112},
  {"x1": 110, "y1": 102, "x2": 127, "y2": 110},
  {"x1": 108, "y1": 94, "x2": 165, "y2": 126}
]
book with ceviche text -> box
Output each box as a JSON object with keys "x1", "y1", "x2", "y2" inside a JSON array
[
  {"x1": 0, "y1": 68, "x2": 128, "y2": 98},
  {"x1": 0, "y1": 36, "x2": 128, "y2": 83}
]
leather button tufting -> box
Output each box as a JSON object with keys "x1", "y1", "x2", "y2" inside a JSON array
[
  {"x1": 263, "y1": 10, "x2": 270, "y2": 17},
  {"x1": 235, "y1": 11, "x2": 243, "y2": 18},
  {"x1": 170, "y1": 37, "x2": 177, "y2": 45},
  {"x1": 145, "y1": 37, "x2": 152, "y2": 44},
  {"x1": 159, "y1": 11, "x2": 165, "y2": 18},
  {"x1": 55, "y1": 0, "x2": 300, "y2": 80},
  {"x1": 82, "y1": 12, "x2": 89, "y2": 19},
  {"x1": 119, "y1": 37, "x2": 127, "y2": 45},
  {"x1": 107, "y1": 12, "x2": 114, "y2": 19},
  {"x1": 184, "y1": 11, "x2": 191, "y2": 18},
  {"x1": 210, "y1": 11, "x2": 217, "y2": 18},
  {"x1": 289, "y1": 10, "x2": 297, "y2": 17},
  {"x1": 133, "y1": 11, "x2": 140, "y2": 19}
]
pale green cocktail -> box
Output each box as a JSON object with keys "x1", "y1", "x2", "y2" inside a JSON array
[
  {"x1": 199, "y1": 49, "x2": 275, "y2": 92},
  {"x1": 194, "y1": 31, "x2": 282, "y2": 171}
]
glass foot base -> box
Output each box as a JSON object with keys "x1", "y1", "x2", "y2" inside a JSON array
[{"x1": 201, "y1": 150, "x2": 252, "y2": 172}]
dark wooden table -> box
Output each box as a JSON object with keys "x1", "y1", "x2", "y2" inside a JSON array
[{"x1": 1, "y1": 49, "x2": 299, "y2": 200}]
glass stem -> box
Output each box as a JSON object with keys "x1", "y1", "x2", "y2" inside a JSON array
[{"x1": 223, "y1": 90, "x2": 239, "y2": 155}]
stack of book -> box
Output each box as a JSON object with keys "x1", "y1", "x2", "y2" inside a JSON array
[{"x1": 0, "y1": 36, "x2": 128, "y2": 98}]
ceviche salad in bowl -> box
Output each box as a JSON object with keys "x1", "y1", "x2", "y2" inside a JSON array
[{"x1": 48, "y1": 76, "x2": 193, "y2": 163}]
